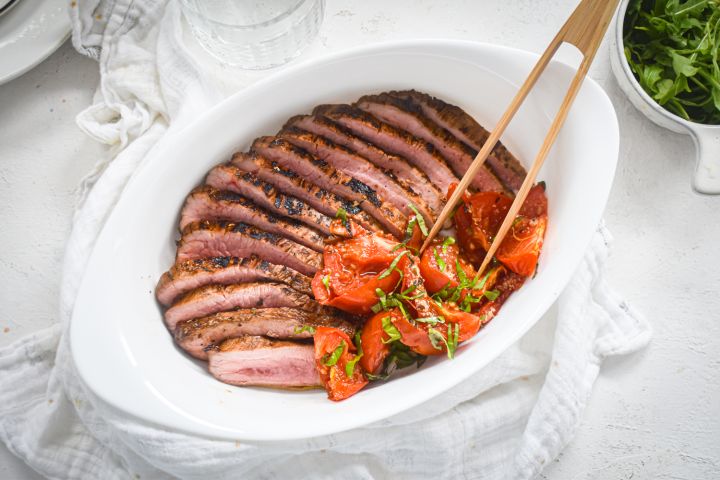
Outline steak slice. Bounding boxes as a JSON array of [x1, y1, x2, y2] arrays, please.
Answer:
[[285, 115, 443, 213], [313, 104, 459, 194], [278, 126, 434, 223], [164, 282, 329, 330], [208, 336, 321, 388], [175, 308, 355, 359], [156, 255, 312, 307], [251, 136, 406, 238], [180, 186, 325, 252], [231, 153, 382, 233], [389, 90, 526, 192], [177, 220, 321, 275], [205, 164, 334, 235], [355, 93, 506, 193]]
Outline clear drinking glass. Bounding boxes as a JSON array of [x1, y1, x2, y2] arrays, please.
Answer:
[[178, 0, 325, 69]]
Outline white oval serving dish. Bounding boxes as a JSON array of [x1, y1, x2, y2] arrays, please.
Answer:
[[70, 39, 619, 441]]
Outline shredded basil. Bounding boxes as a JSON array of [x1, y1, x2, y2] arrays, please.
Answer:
[[322, 275, 331, 295], [408, 204, 428, 236], [378, 250, 408, 280], [427, 327, 446, 351], [442, 236, 455, 253], [381, 315, 402, 344], [322, 341, 345, 367], [434, 247, 446, 272], [345, 332, 363, 377], [414, 315, 446, 326], [293, 325, 316, 335], [446, 323, 459, 359], [484, 289, 500, 301]]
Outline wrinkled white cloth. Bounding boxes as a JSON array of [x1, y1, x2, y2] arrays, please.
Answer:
[[0, 2, 651, 479]]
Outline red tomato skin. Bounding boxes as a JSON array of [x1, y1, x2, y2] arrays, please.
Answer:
[[391, 314, 443, 356], [359, 311, 394, 375], [496, 215, 547, 277], [313, 327, 368, 401], [419, 241, 463, 294]]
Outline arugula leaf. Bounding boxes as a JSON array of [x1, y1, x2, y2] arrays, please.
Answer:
[[624, 0, 720, 124], [322, 341, 345, 367]]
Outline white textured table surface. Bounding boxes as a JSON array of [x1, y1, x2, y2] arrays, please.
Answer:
[[1, 1, 719, 479]]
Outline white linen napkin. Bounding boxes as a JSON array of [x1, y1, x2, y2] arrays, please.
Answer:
[[0, 2, 652, 479]]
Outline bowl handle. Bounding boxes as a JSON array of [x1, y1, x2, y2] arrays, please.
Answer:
[[690, 126, 720, 195]]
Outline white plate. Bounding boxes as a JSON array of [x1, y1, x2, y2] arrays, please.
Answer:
[[70, 40, 618, 441], [0, 0, 71, 85]]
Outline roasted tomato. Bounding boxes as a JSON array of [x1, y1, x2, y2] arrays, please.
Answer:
[[519, 183, 549, 218], [476, 270, 526, 324], [359, 309, 401, 375], [419, 238, 475, 294], [313, 327, 368, 401], [313, 232, 406, 314], [496, 215, 547, 277]]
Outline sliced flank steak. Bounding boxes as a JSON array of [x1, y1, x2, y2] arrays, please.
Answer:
[[175, 307, 356, 360], [355, 93, 506, 193], [278, 126, 434, 223], [251, 136, 406, 237], [156, 255, 312, 307], [205, 164, 334, 235], [164, 282, 329, 331], [176, 220, 321, 276], [208, 336, 321, 388], [388, 90, 526, 192], [179, 186, 325, 252], [313, 104, 459, 195], [231, 153, 382, 233], [284, 114, 443, 213]]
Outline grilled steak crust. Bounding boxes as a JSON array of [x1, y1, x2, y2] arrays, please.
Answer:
[[156, 255, 312, 307], [278, 127, 435, 223], [251, 136, 406, 238], [164, 282, 329, 330], [231, 153, 382, 233], [175, 307, 355, 359], [356, 93, 506, 193], [180, 186, 326, 252], [389, 90, 526, 192], [176, 220, 321, 275], [208, 336, 321, 388], [205, 164, 334, 235], [284, 114, 443, 213], [313, 104, 459, 194]]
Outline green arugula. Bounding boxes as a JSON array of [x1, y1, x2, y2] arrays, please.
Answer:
[[624, 0, 720, 124]]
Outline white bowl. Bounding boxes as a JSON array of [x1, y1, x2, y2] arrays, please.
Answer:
[[610, 0, 720, 195], [70, 40, 619, 441]]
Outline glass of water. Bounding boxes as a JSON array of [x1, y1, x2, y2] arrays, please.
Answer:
[[178, 0, 325, 69]]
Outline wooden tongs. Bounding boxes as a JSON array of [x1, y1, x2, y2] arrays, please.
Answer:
[[421, 0, 621, 277]]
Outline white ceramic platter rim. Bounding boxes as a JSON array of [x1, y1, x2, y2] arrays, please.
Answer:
[[0, 0, 71, 85], [70, 39, 619, 441]]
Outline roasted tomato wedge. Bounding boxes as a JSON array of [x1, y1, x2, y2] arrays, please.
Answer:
[[419, 238, 475, 294], [313, 231, 406, 314], [313, 327, 368, 401], [391, 314, 441, 356], [496, 215, 547, 277], [359, 309, 401, 375], [519, 183, 549, 218]]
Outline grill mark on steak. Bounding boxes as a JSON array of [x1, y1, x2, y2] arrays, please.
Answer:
[[389, 90, 526, 192], [231, 153, 382, 233], [176, 220, 321, 275], [164, 282, 330, 331], [208, 336, 321, 388], [284, 115, 443, 213], [205, 164, 333, 235], [355, 93, 507, 193], [180, 185, 326, 252], [155, 255, 312, 307], [313, 104, 459, 194], [278, 126, 435, 223], [175, 307, 355, 360], [251, 136, 406, 238]]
